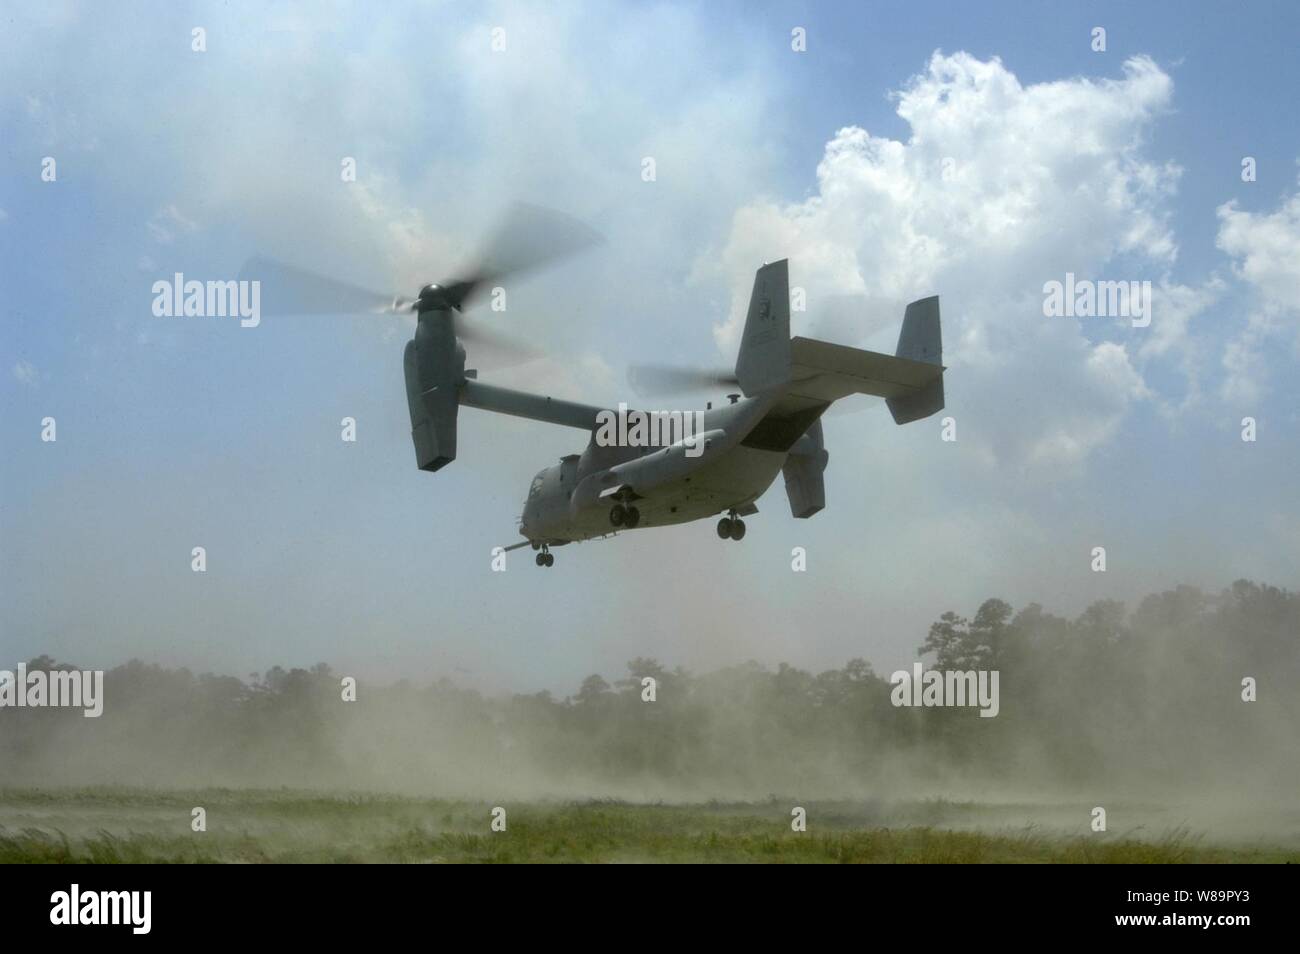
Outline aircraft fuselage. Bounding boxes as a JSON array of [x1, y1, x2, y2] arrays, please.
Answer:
[[519, 393, 792, 545]]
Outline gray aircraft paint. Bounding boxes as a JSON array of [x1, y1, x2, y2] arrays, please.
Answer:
[[410, 259, 947, 554]]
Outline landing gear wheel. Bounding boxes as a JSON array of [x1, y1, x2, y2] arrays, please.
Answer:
[[625, 506, 641, 529], [731, 518, 746, 541], [543, 552, 554, 567], [610, 504, 627, 527], [716, 517, 732, 539], [536, 552, 546, 566]]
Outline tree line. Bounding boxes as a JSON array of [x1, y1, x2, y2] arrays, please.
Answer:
[[2, 580, 1294, 796]]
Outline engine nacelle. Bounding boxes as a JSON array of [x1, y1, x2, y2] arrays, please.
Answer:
[[403, 309, 464, 472]]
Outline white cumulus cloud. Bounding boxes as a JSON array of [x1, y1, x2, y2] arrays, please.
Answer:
[[1215, 174, 1300, 404], [707, 52, 1183, 470]]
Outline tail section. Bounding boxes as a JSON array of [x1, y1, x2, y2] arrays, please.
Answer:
[[895, 295, 942, 364], [735, 260, 791, 396], [885, 296, 944, 424], [770, 294, 943, 424], [782, 419, 828, 518]]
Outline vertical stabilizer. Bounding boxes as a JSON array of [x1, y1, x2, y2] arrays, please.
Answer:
[[735, 260, 791, 396], [886, 296, 944, 424], [782, 419, 828, 518]]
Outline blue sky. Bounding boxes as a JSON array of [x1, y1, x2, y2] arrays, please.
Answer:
[[3, 1, 1299, 691]]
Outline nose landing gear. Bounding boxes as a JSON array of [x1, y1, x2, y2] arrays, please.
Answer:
[[534, 545, 555, 567], [716, 510, 746, 541]]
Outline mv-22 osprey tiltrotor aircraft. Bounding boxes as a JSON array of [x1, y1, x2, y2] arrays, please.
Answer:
[[244, 205, 945, 566]]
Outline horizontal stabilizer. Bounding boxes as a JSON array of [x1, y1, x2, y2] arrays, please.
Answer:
[[787, 337, 943, 403], [783, 296, 944, 425]]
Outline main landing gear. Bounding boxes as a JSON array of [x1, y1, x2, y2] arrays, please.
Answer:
[[534, 544, 554, 567], [716, 510, 746, 541], [609, 503, 641, 529]]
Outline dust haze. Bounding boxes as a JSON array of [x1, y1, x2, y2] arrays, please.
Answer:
[[5, 578, 1296, 842]]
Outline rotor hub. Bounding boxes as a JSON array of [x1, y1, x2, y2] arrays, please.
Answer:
[[417, 283, 449, 311]]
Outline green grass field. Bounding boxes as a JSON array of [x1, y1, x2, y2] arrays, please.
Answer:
[[0, 788, 1294, 863]]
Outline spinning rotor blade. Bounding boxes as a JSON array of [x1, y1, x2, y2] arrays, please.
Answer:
[[440, 202, 605, 311], [240, 203, 601, 318], [239, 204, 600, 372], [456, 323, 543, 368], [238, 256, 411, 317], [627, 363, 739, 397], [239, 253, 539, 364]]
